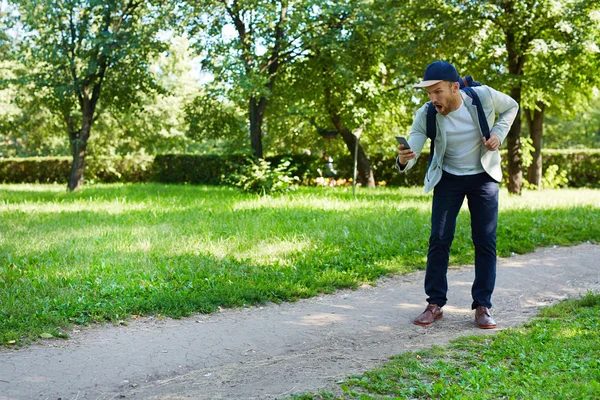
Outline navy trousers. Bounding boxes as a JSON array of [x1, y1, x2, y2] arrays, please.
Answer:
[[425, 171, 499, 310]]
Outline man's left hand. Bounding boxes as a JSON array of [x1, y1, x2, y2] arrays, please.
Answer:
[[482, 134, 500, 151]]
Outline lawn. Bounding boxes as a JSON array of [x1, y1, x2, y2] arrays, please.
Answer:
[[1, 183, 598, 344], [292, 292, 600, 399]]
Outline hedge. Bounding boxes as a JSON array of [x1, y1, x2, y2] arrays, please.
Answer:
[[0, 150, 597, 188], [0, 155, 153, 184], [151, 154, 320, 185], [537, 149, 599, 188], [336, 149, 600, 188]]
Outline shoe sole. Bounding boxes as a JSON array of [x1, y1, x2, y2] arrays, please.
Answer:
[[413, 314, 443, 327], [476, 324, 497, 329]]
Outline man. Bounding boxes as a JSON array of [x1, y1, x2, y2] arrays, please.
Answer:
[[396, 61, 518, 329]]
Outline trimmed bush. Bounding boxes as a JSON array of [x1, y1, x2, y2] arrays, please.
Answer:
[[0, 155, 153, 184], [0, 150, 597, 188], [539, 150, 599, 188], [0, 157, 71, 183], [152, 153, 319, 185], [86, 156, 154, 183], [339, 149, 599, 188], [152, 154, 242, 185]]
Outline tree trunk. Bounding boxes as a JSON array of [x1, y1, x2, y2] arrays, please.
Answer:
[[67, 113, 92, 191], [526, 101, 544, 189], [249, 96, 266, 159], [330, 115, 375, 188], [506, 85, 523, 195], [502, 0, 526, 196], [68, 91, 101, 191]]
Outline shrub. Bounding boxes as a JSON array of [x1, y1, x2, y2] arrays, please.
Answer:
[[0, 150, 597, 188], [151, 153, 318, 185], [86, 155, 154, 183], [363, 149, 599, 188], [0, 157, 71, 183], [151, 154, 244, 185], [0, 155, 154, 184], [228, 157, 300, 195]]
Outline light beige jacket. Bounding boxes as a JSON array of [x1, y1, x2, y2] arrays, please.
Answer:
[[397, 85, 519, 193]]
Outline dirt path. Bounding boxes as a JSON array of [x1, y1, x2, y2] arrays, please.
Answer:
[[1, 244, 599, 400]]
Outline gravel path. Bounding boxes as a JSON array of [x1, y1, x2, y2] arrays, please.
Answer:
[[1, 244, 599, 400]]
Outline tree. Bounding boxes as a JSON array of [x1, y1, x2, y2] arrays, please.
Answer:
[[269, 2, 373, 186], [269, 0, 417, 187], [187, 0, 314, 159], [384, 0, 600, 194], [12, 0, 174, 190], [519, 3, 600, 187], [474, 0, 600, 192], [92, 36, 201, 156]]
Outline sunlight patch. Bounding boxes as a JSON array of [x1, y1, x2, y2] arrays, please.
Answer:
[[236, 238, 311, 264], [288, 312, 345, 327], [1, 200, 151, 214]]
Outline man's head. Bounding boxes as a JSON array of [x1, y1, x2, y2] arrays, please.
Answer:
[[414, 61, 462, 115]]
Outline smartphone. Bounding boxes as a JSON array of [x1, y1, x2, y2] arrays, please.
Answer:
[[395, 136, 411, 149]]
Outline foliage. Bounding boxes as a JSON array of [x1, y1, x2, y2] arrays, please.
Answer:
[[521, 138, 569, 189], [185, 0, 318, 157], [295, 291, 600, 399], [381, 0, 600, 194], [0, 0, 598, 165], [152, 153, 317, 186], [501, 149, 600, 189], [0, 157, 71, 183], [228, 157, 300, 195], [10, 0, 178, 189], [269, 0, 412, 155], [152, 153, 245, 185], [0, 34, 198, 158], [543, 95, 600, 149], [541, 164, 569, 189], [0, 184, 598, 345], [0, 52, 68, 157], [540, 150, 600, 188], [87, 36, 201, 157], [184, 89, 248, 150]]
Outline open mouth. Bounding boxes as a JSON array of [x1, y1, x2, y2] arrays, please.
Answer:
[[434, 104, 443, 112]]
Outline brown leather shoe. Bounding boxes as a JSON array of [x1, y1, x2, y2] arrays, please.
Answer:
[[413, 304, 443, 327], [475, 306, 497, 329]]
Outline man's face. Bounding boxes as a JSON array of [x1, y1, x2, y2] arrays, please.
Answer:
[[425, 81, 460, 115]]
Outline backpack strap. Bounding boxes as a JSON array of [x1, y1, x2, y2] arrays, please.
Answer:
[[459, 75, 482, 89], [462, 86, 490, 140], [424, 84, 490, 166], [426, 102, 437, 166]]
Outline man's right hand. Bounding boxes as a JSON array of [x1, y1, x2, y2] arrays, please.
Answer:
[[397, 144, 416, 167]]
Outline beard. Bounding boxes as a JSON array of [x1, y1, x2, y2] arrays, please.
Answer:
[[435, 94, 461, 116]]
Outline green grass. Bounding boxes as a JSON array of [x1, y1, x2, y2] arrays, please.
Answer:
[[0, 183, 598, 344], [292, 291, 600, 399]]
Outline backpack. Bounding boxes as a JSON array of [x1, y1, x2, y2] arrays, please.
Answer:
[[426, 76, 490, 166]]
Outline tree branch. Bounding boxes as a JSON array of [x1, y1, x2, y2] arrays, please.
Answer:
[[264, 1, 288, 92], [66, 9, 83, 106], [221, 0, 253, 71]]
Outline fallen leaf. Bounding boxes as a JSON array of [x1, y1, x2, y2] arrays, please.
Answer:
[[40, 333, 53, 339]]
